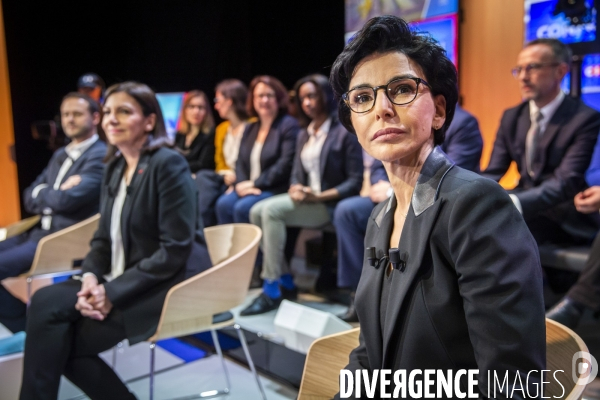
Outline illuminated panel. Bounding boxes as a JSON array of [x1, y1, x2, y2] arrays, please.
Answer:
[[156, 92, 185, 139]]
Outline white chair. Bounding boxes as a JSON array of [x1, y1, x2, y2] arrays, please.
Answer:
[[145, 223, 265, 400], [1, 214, 99, 303], [0, 215, 40, 241]]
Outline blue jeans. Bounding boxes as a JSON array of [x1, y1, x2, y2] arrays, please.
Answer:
[[334, 196, 377, 290], [215, 190, 275, 224]]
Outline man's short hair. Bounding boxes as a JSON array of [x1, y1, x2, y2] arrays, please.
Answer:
[[61, 92, 101, 115], [525, 38, 573, 66]]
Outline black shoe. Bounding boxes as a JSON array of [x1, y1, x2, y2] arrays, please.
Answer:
[[240, 293, 282, 316], [546, 297, 584, 329], [338, 292, 358, 323], [281, 286, 298, 301]]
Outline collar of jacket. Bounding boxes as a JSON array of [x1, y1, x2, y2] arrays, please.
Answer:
[[374, 146, 455, 227]]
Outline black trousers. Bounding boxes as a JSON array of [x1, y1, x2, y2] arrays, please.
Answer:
[[195, 170, 227, 228], [20, 279, 136, 400], [568, 232, 600, 311]]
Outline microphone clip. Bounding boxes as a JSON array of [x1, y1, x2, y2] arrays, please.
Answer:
[[389, 248, 406, 271]]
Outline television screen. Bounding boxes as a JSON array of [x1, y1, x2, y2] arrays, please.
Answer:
[[156, 92, 185, 139], [409, 14, 458, 67], [582, 53, 600, 110], [345, 0, 458, 42], [525, 0, 597, 48]]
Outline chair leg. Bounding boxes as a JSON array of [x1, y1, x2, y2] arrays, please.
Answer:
[[112, 341, 123, 368], [234, 324, 267, 400], [26, 277, 32, 306], [210, 329, 231, 393], [149, 342, 156, 400]]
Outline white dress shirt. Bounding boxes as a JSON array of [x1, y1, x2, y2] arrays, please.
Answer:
[[249, 142, 263, 182], [35, 134, 99, 230], [108, 176, 128, 280], [221, 124, 245, 173], [300, 118, 331, 194]]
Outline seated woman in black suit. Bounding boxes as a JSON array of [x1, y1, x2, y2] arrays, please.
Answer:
[[215, 75, 300, 224], [241, 74, 363, 315], [330, 16, 545, 398], [174, 90, 216, 173], [20, 82, 212, 400]]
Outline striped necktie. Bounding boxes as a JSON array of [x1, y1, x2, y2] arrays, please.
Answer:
[[526, 110, 544, 178]]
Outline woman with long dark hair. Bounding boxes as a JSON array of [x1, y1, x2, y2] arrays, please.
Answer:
[[196, 79, 252, 227], [20, 82, 211, 400]]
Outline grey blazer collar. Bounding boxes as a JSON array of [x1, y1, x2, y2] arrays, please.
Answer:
[[374, 146, 455, 226]]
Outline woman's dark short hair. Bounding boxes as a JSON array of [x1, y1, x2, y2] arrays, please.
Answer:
[[246, 75, 289, 119], [293, 74, 337, 127], [330, 15, 458, 145], [216, 79, 250, 121], [103, 82, 171, 161], [179, 90, 215, 134]]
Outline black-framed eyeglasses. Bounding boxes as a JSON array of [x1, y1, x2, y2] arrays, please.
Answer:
[[511, 62, 560, 78], [342, 77, 430, 113]]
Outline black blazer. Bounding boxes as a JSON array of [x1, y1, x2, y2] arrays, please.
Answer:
[[174, 129, 216, 173], [338, 148, 546, 398], [483, 96, 600, 242], [236, 114, 300, 194], [81, 147, 211, 344], [290, 119, 363, 217], [23, 139, 106, 242]]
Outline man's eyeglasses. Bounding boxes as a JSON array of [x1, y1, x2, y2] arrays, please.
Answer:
[[342, 77, 430, 114], [511, 62, 560, 78]]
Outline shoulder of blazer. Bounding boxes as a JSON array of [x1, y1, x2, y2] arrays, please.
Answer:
[[501, 102, 529, 124], [274, 114, 300, 132], [144, 147, 188, 171]]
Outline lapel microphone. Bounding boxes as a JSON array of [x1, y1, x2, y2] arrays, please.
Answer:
[[366, 247, 407, 271]]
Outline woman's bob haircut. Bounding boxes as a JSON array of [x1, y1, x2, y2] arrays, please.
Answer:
[[329, 15, 458, 146]]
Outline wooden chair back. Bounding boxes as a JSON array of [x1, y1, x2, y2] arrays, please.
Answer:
[[298, 328, 360, 400], [0, 215, 40, 241], [148, 223, 261, 342], [27, 214, 99, 277], [546, 318, 589, 400]]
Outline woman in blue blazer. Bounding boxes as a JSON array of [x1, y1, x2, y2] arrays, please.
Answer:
[[215, 75, 300, 224], [241, 74, 363, 316], [20, 82, 211, 400]]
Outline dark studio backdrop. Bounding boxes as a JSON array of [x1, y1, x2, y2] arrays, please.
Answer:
[[2, 0, 345, 216]]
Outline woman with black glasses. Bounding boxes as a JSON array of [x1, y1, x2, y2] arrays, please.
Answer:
[[329, 16, 545, 398]]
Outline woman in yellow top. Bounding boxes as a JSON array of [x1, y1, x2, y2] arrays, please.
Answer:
[[196, 79, 250, 227]]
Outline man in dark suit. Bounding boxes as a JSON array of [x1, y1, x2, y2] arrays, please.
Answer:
[[482, 38, 600, 246], [336, 105, 483, 322], [0, 93, 106, 332]]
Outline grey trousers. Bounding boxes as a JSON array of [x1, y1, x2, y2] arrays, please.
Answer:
[[250, 193, 330, 281]]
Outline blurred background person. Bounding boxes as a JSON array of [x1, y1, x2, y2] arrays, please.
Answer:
[[0, 93, 105, 333], [215, 75, 299, 224], [196, 79, 251, 227], [174, 90, 216, 174], [20, 82, 211, 400], [77, 73, 105, 103], [243, 74, 363, 315]]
